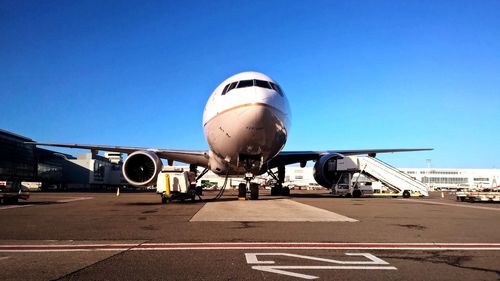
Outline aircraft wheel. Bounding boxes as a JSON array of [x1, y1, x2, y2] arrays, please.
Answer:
[[282, 186, 290, 196], [161, 195, 168, 204], [5, 197, 18, 204], [196, 186, 203, 196], [271, 185, 280, 196], [250, 183, 259, 200], [402, 190, 411, 198], [353, 190, 362, 198], [238, 183, 247, 199]]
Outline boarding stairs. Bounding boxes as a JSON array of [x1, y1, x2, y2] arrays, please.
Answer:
[[354, 156, 429, 196]]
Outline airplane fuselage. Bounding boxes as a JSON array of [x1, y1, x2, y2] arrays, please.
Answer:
[[202, 72, 291, 175]]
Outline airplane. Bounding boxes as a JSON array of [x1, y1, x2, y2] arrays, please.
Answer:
[[29, 71, 431, 200]]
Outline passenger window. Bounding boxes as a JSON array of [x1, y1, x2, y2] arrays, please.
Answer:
[[255, 80, 272, 89], [221, 84, 230, 95], [236, 80, 254, 88]]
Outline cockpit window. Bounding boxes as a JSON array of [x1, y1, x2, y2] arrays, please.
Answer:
[[271, 82, 284, 96], [222, 81, 237, 95], [255, 79, 272, 89], [221, 83, 230, 95], [236, 79, 254, 88], [221, 79, 284, 96]]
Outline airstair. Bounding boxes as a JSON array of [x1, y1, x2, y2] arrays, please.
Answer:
[[334, 156, 429, 197]]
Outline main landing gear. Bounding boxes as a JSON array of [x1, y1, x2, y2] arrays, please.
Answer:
[[238, 173, 260, 200], [268, 166, 290, 196]]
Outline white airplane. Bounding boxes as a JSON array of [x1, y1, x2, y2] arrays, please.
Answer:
[[30, 71, 431, 200]]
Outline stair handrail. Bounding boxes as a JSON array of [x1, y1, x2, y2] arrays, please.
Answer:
[[363, 156, 424, 183], [358, 156, 428, 194]]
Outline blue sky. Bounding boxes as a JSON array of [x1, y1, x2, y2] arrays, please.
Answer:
[[1, 0, 499, 168]]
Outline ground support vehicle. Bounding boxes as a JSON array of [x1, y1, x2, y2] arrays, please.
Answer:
[[456, 188, 500, 202], [156, 167, 199, 203], [0, 181, 29, 204]]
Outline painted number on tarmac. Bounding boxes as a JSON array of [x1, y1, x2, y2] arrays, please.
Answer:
[[245, 252, 397, 279]]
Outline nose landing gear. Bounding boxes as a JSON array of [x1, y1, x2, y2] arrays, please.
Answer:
[[238, 173, 260, 200]]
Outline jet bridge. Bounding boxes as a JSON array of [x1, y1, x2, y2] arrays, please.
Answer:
[[333, 156, 429, 197]]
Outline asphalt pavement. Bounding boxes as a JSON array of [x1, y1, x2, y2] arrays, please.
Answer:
[[0, 190, 498, 280]]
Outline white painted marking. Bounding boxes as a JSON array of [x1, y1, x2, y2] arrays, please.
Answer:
[[246, 253, 396, 279], [253, 266, 397, 280], [401, 199, 500, 211], [190, 199, 357, 222], [0, 197, 92, 211], [246, 252, 390, 265], [55, 197, 93, 203], [0, 256, 9, 261], [0, 205, 34, 210]]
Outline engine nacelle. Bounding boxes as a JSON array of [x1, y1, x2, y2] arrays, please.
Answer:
[[313, 153, 344, 188], [122, 151, 163, 187]]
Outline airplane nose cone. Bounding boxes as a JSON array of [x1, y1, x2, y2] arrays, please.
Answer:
[[241, 104, 274, 126]]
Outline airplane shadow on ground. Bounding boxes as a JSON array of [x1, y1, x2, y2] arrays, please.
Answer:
[[119, 195, 306, 206], [288, 193, 342, 199]]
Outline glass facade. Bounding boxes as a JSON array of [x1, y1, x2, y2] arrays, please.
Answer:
[[0, 130, 36, 181], [35, 149, 69, 183], [421, 177, 468, 184], [420, 170, 460, 175], [473, 177, 489, 182]]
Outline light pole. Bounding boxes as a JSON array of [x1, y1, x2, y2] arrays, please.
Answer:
[[426, 159, 432, 169]]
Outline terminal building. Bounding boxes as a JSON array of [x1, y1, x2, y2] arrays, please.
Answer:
[[399, 168, 500, 190], [0, 129, 126, 190]]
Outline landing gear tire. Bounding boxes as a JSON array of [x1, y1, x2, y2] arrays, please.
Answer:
[[161, 195, 168, 204], [250, 183, 259, 200], [282, 186, 290, 196], [271, 184, 281, 196], [238, 183, 247, 199], [188, 190, 196, 202], [352, 190, 362, 198], [4, 197, 18, 204], [402, 190, 411, 198]]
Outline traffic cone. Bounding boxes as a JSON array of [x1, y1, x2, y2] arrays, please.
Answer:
[[116, 187, 120, 197]]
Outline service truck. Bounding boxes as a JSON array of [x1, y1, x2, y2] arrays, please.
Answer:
[[0, 181, 30, 204]]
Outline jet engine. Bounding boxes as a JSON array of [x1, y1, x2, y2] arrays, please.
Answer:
[[313, 153, 344, 188], [122, 151, 163, 187]]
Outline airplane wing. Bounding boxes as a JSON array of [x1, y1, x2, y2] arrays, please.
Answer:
[[268, 148, 433, 168], [26, 142, 209, 167]]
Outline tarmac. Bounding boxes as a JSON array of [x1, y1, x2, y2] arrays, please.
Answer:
[[0, 190, 499, 280]]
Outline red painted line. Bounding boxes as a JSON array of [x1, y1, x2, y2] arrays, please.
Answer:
[[0, 243, 138, 251], [139, 242, 499, 247], [136, 243, 500, 250]]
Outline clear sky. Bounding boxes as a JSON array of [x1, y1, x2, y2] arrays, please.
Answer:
[[1, 0, 499, 168]]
